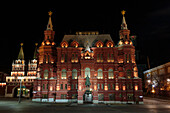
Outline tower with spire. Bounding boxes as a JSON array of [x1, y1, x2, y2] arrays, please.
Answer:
[[32, 11, 57, 101], [11, 43, 25, 76], [27, 43, 38, 76]]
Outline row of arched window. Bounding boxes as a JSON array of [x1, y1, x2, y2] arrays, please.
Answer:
[[61, 40, 114, 48], [43, 68, 132, 79]]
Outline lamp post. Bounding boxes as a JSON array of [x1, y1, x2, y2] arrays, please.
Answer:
[[18, 77, 23, 103]]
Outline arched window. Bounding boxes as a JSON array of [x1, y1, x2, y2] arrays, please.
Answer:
[[108, 69, 114, 79], [85, 68, 90, 78], [61, 69, 67, 79], [97, 69, 103, 79], [44, 69, 48, 79], [72, 69, 77, 79], [127, 69, 131, 79]]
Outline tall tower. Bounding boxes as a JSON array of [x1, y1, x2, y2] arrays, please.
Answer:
[[119, 10, 131, 43], [11, 43, 25, 76], [27, 43, 38, 76], [33, 11, 57, 102]]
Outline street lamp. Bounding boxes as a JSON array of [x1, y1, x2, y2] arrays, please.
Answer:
[[18, 77, 24, 103]]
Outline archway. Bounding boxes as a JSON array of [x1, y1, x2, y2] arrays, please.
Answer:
[[83, 90, 93, 103]]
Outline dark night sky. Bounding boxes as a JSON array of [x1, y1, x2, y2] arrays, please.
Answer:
[[0, 0, 170, 73]]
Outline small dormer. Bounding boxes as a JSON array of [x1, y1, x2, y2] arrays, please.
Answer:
[[95, 40, 104, 47], [70, 40, 79, 48], [60, 41, 69, 48]]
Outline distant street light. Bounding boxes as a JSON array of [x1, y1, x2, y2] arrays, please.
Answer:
[[18, 77, 24, 103]]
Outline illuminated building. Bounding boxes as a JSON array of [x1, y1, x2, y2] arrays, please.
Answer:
[[32, 10, 143, 104], [143, 62, 170, 97], [0, 72, 8, 96], [5, 44, 37, 98]]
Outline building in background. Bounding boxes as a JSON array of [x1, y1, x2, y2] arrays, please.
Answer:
[[32, 11, 143, 104], [5, 44, 38, 98], [143, 62, 170, 97], [0, 72, 8, 96]]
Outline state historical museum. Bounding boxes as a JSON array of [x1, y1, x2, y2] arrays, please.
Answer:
[[32, 11, 143, 104]]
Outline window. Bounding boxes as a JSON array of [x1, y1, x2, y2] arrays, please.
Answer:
[[44, 69, 48, 79], [97, 69, 103, 79], [108, 84, 111, 90], [107, 53, 110, 62], [61, 54, 64, 63], [101, 84, 104, 89], [61, 69, 67, 79], [112, 84, 115, 90], [97, 54, 100, 62], [44, 55, 46, 63], [127, 69, 131, 78], [98, 84, 100, 89], [98, 94, 104, 101], [125, 54, 127, 63], [72, 69, 77, 79], [42, 94, 48, 99], [65, 54, 67, 62], [108, 69, 114, 79], [127, 94, 133, 100], [61, 94, 67, 99], [85, 68, 90, 78], [43, 84, 45, 90], [48, 55, 50, 63], [65, 84, 67, 90], [100, 54, 103, 62], [109, 94, 115, 100], [46, 84, 48, 90], [75, 84, 78, 89], [71, 84, 74, 89], [60, 84, 63, 89]]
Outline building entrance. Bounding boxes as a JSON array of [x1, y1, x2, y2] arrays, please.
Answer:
[[84, 90, 93, 103]]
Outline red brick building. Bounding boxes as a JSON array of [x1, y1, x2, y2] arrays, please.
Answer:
[[32, 11, 143, 104]]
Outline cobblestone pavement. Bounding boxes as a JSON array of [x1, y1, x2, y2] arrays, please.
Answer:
[[0, 98, 169, 113]]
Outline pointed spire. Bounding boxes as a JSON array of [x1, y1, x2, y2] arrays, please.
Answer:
[[33, 43, 38, 59], [18, 43, 24, 60], [121, 10, 128, 30], [85, 41, 91, 52], [46, 11, 53, 30]]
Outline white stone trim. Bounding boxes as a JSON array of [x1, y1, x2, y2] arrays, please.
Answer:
[[42, 99, 48, 102], [32, 98, 41, 102], [48, 98, 54, 102], [139, 102, 144, 104], [93, 100, 98, 104], [55, 99, 68, 103], [78, 100, 83, 104]]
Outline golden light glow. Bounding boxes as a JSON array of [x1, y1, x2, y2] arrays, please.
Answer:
[[38, 86, 41, 91], [151, 89, 155, 93], [50, 86, 53, 91], [116, 85, 119, 90], [135, 85, 138, 91], [56, 86, 60, 91], [123, 86, 126, 90], [104, 86, 108, 90], [48, 11, 53, 16], [125, 41, 128, 44], [46, 41, 50, 45], [94, 85, 97, 90], [79, 86, 82, 90], [52, 42, 55, 45], [0, 83, 6, 86], [119, 41, 123, 45], [42, 42, 45, 46], [121, 10, 126, 16]]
